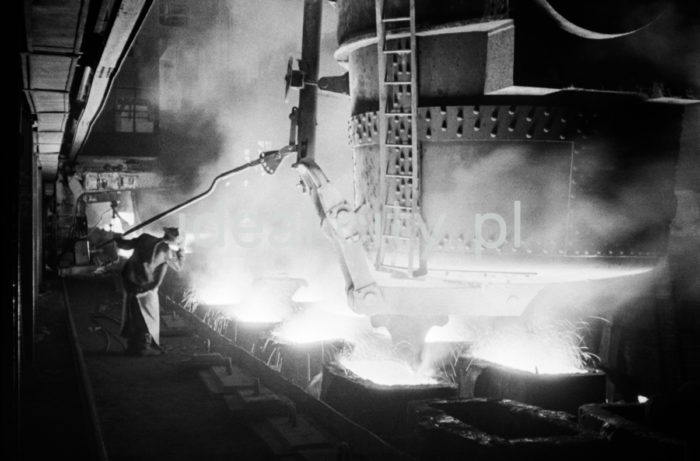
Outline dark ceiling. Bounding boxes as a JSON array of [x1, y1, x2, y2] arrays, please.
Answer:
[[20, 0, 153, 178]]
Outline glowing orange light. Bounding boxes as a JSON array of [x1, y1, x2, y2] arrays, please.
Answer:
[[195, 286, 241, 307], [469, 325, 588, 374], [223, 304, 283, 323], [339, 358, 438, 386], [272, 307, 366, 344]]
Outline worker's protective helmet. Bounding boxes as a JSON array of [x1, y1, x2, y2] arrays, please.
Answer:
[[162, 227, 181, 244]]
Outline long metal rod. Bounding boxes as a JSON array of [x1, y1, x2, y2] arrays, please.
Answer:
[[96, 156, 269, 248], [126, 160, 260, 235]]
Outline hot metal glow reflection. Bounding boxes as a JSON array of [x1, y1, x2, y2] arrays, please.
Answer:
[[272, 307, 366, 344], [223, 304, 283, 323], [189, 277, 305, 324], [195, 286, 241, 307], [100, 211, 135, 234], [469, 325, 588, 375], [376, 262, 655, 286], [339, 358, 438, 386]]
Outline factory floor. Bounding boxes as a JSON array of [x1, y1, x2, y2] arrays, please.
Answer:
[[33, 277, 272, 461], [20, 279, 92, 460]]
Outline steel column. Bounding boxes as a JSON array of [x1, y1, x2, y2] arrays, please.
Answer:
[[296, 0, 323, 162]]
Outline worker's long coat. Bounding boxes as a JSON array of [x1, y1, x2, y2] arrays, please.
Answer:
[[117, 234, 182, 345]]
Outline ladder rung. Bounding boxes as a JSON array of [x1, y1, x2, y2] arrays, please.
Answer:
[[382, 17, 411, 23], [383, 49, 411, 54], [376, 0, 419, 276]]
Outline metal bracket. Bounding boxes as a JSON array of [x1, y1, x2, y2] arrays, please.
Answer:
[[285, 57, 349, 97], [317, 73, 349, 95], [294, 160, 388, 316]]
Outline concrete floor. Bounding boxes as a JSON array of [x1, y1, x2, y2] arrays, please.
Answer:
[[35, 277, 273, 461], [20, 280, 92, 460]]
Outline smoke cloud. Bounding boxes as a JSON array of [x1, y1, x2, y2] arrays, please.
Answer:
[[133, 0, 355, 307]]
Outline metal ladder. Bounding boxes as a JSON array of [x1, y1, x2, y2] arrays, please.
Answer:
[[374, 0, 422, 276]]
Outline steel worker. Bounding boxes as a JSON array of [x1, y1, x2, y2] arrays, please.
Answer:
[[115, 227, 184, 356]]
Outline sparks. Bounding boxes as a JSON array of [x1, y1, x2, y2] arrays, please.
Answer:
[[469, 323, 590, 375], [339, 358, 438, 386]]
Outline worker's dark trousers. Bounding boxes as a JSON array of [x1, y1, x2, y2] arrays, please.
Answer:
[[121, 293, 152, 353]]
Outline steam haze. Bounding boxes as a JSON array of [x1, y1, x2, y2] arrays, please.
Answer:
[[138, 0, 354, 306]]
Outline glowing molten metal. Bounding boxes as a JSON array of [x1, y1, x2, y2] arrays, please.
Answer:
[[469, 325, 589, 375], [339, 358, 438, 386]]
